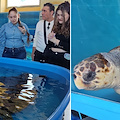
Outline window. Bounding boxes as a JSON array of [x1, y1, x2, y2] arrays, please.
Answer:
[[7, 0, 40, 7]]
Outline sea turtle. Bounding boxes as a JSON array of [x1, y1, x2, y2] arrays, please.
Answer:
[[0, 73, 37, 120], [73, 46, 120, 94]]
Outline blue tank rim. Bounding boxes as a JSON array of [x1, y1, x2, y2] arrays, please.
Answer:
[[0, 57, 70, 120], [0, 57, 70, 80]]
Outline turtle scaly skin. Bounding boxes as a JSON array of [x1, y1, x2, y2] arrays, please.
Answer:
[[0, 73, 37, 119], [73, 46, 120, 94]]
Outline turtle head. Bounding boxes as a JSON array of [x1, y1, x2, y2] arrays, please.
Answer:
[[73, 53, 115, 90]]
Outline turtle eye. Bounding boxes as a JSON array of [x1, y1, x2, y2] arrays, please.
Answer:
[[73, 74, 77, 79]]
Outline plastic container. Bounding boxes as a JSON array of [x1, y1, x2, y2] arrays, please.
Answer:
[[0, 57, 70, 120]]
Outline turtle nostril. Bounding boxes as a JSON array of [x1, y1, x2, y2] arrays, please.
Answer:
[[83, 71, 96, 82], [73, 74, 77, 79]]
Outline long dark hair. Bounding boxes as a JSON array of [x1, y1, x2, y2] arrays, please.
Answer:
[[52, 1, 70, 38], [8, 7, 18, 15], [8, 7, 30, 44]]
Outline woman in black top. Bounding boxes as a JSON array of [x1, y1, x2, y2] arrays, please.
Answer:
[[45, 1, 70, 69]]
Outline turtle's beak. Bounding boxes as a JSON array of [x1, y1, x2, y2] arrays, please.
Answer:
[[73, 73, 86, 89]]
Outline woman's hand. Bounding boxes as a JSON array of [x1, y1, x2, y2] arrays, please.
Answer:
[[48, 32, 60, 45], [48, 31, 55, 39], [18, 26, 26, 35]]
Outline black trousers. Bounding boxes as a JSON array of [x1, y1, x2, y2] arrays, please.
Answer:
[[34, 50, 46, 63], [45, 49, 70, 69]]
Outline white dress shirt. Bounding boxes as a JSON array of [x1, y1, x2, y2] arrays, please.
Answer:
[[33, 20, 54, 53]]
